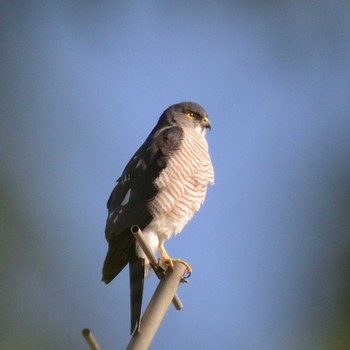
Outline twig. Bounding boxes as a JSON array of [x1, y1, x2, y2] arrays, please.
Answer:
[[131, 225, 183, 310], [82, 227, 188, 350], [82, 328, 101, 350], [126, 261, 187, 350]]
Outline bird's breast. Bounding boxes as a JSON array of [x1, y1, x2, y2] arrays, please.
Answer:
[[147, 127, 214, 242]]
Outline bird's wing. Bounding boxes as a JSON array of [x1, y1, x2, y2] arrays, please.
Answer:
[[102, 125, 184, 334]]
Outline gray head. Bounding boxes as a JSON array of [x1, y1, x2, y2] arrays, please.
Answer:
[[158, 101, 211, 134]]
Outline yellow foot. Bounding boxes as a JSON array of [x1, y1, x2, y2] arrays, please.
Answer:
[[158, 245, 192, 276], [173, 258, 192, 275]]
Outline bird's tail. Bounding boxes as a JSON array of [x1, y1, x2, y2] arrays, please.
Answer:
[[102, 240, 132, 284], [129, 251, 145, 335]]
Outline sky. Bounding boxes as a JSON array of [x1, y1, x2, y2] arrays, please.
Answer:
[[1, 1, 350, 349]]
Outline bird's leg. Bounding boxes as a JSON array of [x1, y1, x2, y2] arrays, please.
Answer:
[[158, 244, 173, 268], [158, 245, 192, 276]]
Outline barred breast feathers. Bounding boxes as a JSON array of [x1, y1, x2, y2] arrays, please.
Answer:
[[148, 127, 214, 239]]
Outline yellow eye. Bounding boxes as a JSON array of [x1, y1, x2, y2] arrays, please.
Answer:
[[186, 111, 195, 118]]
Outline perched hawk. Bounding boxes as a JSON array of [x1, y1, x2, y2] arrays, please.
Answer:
[[102, 101, 214, 334]]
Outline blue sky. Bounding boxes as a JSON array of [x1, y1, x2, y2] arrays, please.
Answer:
[[1, 1, 350, 349]]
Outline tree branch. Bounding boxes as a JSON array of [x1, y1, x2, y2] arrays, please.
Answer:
[[82, 226, 189, 350], [126, 260, 187, 350], [82, 328, 101, 350], [131, 225, 184, 310]]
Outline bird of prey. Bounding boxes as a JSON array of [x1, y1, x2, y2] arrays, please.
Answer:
[[102, 101, 214, 334]]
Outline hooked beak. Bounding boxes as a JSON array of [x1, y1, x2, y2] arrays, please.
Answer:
[[202, 116, 211, 130]]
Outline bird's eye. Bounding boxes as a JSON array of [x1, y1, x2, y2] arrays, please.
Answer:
[[186, 111, 195, 118]]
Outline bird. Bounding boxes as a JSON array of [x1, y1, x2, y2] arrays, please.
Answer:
[[102, 101, 214, 334]]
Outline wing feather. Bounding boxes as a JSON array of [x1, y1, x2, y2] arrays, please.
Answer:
[[102, 124, 184, 334]]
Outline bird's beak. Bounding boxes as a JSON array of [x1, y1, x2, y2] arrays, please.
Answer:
[[202, 116, 211, 130]]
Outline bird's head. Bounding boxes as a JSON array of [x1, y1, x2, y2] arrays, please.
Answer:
[[161, 102, 211, 135]]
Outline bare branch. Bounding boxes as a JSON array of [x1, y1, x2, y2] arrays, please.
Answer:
[[126, 261, 187, 350], [82, 226, 188, 350], [131, 225, 183, 310], [82, 328, 101, 350]]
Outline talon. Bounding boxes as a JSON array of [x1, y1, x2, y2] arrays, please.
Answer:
[[158, 245, 173, 268], [165, 257, 174, 269], [158, 245, 192, 277], [175, 258, 192, 276], [158, 244, 170, 265]]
